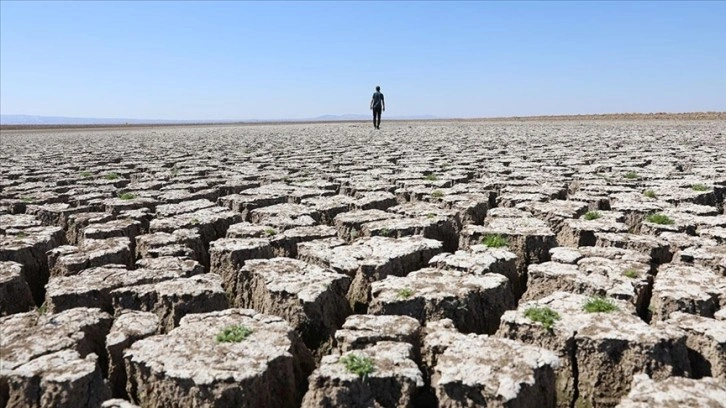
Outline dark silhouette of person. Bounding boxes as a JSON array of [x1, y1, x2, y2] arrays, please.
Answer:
[[370, 86, 385, 129]]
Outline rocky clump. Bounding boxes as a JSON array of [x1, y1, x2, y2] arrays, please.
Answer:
[[124, 309, 314, 408], [299, 236, 443, 313], [615, 374, 726, 407], [0, 261, 34, 315], [497, 291, 691, 407], [235, 257, 352, 354], [369, 267, 514, 334], [301, 342, 424, 408]]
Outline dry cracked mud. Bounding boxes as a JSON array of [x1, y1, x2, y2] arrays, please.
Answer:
[[1, 119, 725, 407]]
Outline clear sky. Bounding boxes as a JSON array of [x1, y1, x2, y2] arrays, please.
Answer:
[[1, 1, 724, 120]]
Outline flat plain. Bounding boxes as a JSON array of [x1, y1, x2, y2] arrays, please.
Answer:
[[1, 118, 726, 408]]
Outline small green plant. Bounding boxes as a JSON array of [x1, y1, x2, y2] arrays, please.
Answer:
[[455, 299, 469, 312], [425, 213, 436, 219], [104, 172, 120, 180], [378, 228, 392, 237], [118, 192, 136, 200], [340, 353, 375, 379], [524, 306, 560, 331], [16, 232, 28, 239], [646, 213, 674, 225], [350, 230, 359, 240], [190, 218, 200, 225], [397, 288, 414, 299], [20, 196, 34, 203], [80, 171, 93, 178], [583, 296, 619, 313], [623, 171, 639, 179], [643, 189, 657, 199], [215, 325, 253, 343], [431, 190, 444, 198], [623, 269, 638, 279], [170, 167, 179, 178], [264, 228, 277, 237], [691, 184, 709, 192], [423, 174, 438, 181], [583, 211, 602, 221], [482, 234, 508, 248], [37, 302, 47, 315]]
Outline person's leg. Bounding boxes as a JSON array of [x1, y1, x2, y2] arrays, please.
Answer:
[[372, 109, 377, 128], [374, 107, 381, 129], [376, 109, 381, 128]]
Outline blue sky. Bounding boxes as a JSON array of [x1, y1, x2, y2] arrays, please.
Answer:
[[1, 1, 724, 120]]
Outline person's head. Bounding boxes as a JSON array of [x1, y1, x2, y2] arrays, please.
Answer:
[[376, 86, 381, 92]]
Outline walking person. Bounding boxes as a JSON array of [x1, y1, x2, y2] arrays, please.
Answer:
[[370, 86, 385, 129]]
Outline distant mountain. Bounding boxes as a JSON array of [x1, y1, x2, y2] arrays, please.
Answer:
[[0, 114, 198, 125], [0, 113, 439, 125]]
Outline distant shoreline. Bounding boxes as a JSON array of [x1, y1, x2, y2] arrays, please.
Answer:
[[1, 112, 723, 131]]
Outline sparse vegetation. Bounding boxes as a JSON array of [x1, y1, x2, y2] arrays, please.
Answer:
[[646, 213, 674, 225], [340, 353, 375, 379], [37, 302, 47, 315], [80, 171, 93, 178], [118, 192, 136, 200], [215, 325, 253, 343], [190, 218, 200, 225], [104, 172, 120, 180], [378, 228, 392, 237], [623, 171, 639, 179], [431, 190, 444, 198], [423, 174, 438, 181], [397, 288, 414, 299], [20, 196, 34, 203], [524, 306, 560, 331], [455, 299, 469, 312], [264, 228, 277, 237], [643, 189, 657, 199], [16, 232, 27, 239], [583, 296, 619, 313], [426, 213, 436, 219], [481, 234, 508, 248], [584, 211, 602, 221], [623, 269, 639, 279], [170, 167, 179, 178], [691, 184, 709, 192]]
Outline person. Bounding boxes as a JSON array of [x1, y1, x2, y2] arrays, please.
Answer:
[[370, 86, 385, 129]]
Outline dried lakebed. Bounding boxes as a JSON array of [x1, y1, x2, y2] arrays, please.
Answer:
[[1, 120, 725, 408]]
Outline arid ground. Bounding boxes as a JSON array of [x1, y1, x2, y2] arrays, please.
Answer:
[[1, 118, 725, 407]]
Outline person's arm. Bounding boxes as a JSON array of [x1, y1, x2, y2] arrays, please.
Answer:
[[370, 95, 374, 110], [382, 94, 385, 111]]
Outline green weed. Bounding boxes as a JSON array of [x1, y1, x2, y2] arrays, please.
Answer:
[[481, 234, 508, 248], [584, 211, 602, 221], [397, 288, 414, 299], [524, 306, 560, 331], [216, 325, 253, 343], [646, 213, 674, 225], [583, 296, 619, 313], [340, 354, 375, 379], [691, 184, 709, 192]]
